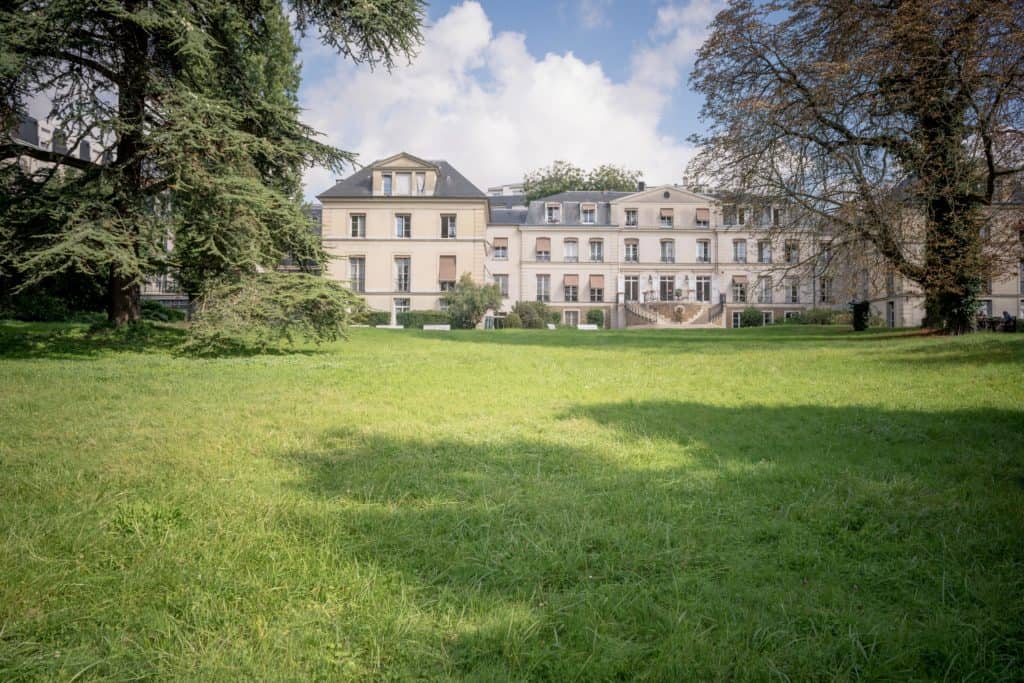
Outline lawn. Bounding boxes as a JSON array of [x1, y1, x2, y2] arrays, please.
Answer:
[[1, 321, 1022, 680]]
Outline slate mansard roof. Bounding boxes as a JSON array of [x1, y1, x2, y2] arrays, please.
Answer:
[[524, 190, 632, 226], [488, 194, 528, 225], [317, 159, 486, 200]]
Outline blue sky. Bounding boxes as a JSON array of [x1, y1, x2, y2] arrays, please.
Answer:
[[296, 0, 722, 199]]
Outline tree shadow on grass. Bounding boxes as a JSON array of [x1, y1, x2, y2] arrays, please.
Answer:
[[0, 321, 324, 360], [272, 402, 1024, 679]]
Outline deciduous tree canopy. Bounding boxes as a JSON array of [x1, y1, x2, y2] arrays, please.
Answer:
[[689, 0, 1024, 333], [523, 161, 642, 202]]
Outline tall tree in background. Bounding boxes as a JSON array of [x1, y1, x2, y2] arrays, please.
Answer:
[[690, 0, 1023, 333], [0, 0, 425, 324], [523, 161, 642, 201]]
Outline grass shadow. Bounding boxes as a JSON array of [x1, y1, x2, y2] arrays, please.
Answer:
[[272, 401, 1024, 679], [0, 320, 326, 360]]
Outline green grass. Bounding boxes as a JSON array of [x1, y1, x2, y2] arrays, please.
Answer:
[[1, 321, 1022, 680]]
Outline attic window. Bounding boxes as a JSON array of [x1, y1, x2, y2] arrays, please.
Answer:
[[581, 203, 596, 224], [663, 191, 671, 199]]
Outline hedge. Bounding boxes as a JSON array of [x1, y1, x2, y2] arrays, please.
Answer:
[[396, 310, 452, 328]]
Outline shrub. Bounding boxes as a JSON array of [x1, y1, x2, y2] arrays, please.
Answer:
[[512, 300, 557, 329], [0, 292, 70, 321], [141, 300, 186, 322], [503, 312, 523, 328], [586, 309, 604, 327], [396, 310, 451, 328], [803, 308, 836, 325], [186, 272, 367, 352], [356, 310, 392, 326], [441, 273, 502, 329], [850, 300, 871, 331], [783, 313, 805, 324], [739, 307, 763, 327]]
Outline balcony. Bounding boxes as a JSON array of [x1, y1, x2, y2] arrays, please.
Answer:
[[661, 257, 675, 264]]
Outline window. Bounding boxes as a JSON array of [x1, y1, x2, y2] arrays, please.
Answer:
[[981, 278, 992, 295], [787, 278, 800, 303], [784, 241, 799, 264], [979, 299, 993, 317], [441, 215, 457, 239], [819, 277, 833, 304], [581, 204, 596, 224], [733, 280, 747, 303], [886, 271, 896, 296], [382, 174, 393, 196], [395, 172, 411, 195], [439, 255, 456, 292], [696, 276, 711, 302], [535, 237, 551, 262], [536, 274, 551, 302], [589, 239, 604, 262], [395, 214, 411, 238], [394, 298, 410, 314], [738, 208, 746, 226], [785, 311, 800, 321], [758, 240, 772, 264], [349, 257, 365, 292], [564, 310, 579, 326], [394, 257, 410, 292], [493, 237, 508, 260], [660, 208, 673, 228], [697, 240, 710, 263], [624, 275, 639, 302], [733, 240, 747, 263], [762, 311, 774, 325], [732, 311, 742, 328], [696, 208, 710, 228], [757, 276, 773, 304], [624, 240, 639, 262], [415, 172, 426, 195], [660, 276, 675, 301], [493, 274, 509, 298], [564, 279, 578, 301], [350, 214, 366, 238], [564, 239, 578, 263], [772, 207, 783, 226], [625, 209, 638, 227], [1020, 261, 1024, 294], [660, 240, 675, 263], [590, 286, 604, 302], [546, 204, 561, 224]]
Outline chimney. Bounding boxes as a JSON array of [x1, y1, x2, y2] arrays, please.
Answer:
[[637, 181, 646, 192]]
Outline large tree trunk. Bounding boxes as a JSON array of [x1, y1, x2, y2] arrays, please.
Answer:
[[107, 270, 141, 324]]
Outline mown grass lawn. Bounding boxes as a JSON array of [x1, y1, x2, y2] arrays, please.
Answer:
[[0, 321, 1022, 680]]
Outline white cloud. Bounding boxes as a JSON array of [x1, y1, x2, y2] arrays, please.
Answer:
[[578, 0, 612, 29], [300, 1, 721, 199]]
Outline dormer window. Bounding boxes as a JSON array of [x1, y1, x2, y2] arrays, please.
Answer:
[[382, 174, 393, 196], [581, 203, 596, 224], [738, 208, 746, 225], [415, 172, 426, 195], [395, 172, 411, 195], [625, 209, 638, 227], [660, 208, 673, 228], [546, 204, 561, 224]]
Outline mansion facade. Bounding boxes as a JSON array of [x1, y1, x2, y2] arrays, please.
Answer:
[[318, 153, 1024, 328]]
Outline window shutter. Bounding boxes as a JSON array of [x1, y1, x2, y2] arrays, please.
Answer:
[[439, 255, 456, 281], [589, 275, 605, 289], [492, 237, 508, 248], [695, 208, 710, 222], [535, 237, 551, 251], [564, 274, 579, 286]]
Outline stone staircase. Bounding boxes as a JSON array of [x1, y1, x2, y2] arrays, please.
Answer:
[[624, 302, 720, 328]]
